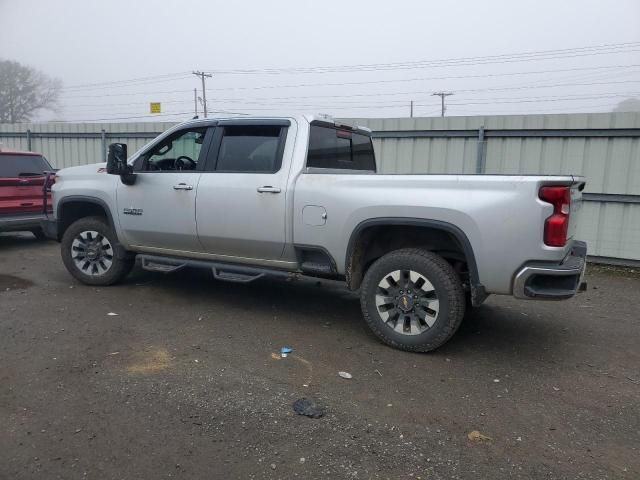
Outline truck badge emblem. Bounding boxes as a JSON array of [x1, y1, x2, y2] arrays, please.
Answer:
[[123, 208, 143, 216]]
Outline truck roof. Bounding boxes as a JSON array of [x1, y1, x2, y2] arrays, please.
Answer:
[[170, 114, 371, 133], [0, 146, 42, 156], [126, 114, 372, 161]]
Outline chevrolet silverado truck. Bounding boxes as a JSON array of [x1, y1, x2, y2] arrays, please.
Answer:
[[42, 115, 587, 352]]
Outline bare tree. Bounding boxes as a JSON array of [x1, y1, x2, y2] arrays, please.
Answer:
[[0, 60, 62, 123], [613, 97, 640, 113]]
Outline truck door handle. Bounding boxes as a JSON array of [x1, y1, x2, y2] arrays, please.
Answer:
[[173, 183, 193, 191], [257, 186, 281, 194]]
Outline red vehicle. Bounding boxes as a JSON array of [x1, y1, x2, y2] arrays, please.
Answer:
[[0, 146, 54, 238]]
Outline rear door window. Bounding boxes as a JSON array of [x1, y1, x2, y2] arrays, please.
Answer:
[[0, 154, 51, 177], [307, 124, 375, 171], [214, 125, 286, 173]]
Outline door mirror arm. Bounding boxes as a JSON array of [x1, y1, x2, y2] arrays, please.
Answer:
[[120, 166, 136, 185]]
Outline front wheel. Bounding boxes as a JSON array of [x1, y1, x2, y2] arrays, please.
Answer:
[[360, 248, 465, 352], [61, 216, 134, 286]]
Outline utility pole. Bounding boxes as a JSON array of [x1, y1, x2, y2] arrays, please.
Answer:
[[410, 100, 414, 118], [193, 88, 198, 118], [192, 71, 212, 117], [432, 92, 454, 117]]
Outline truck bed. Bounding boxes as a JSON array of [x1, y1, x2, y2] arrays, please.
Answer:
[[293, 173, 584, 295]]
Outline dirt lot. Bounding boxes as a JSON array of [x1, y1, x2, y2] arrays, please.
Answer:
[[1, 233, 639, 479]]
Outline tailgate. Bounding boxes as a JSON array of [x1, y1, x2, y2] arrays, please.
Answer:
[[0, 176, 48, 215], [567, 178, 585, 241]]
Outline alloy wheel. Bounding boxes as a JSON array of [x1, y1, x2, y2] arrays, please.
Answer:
[[375, 269, 440, 335], [71, 230, 114, 276]]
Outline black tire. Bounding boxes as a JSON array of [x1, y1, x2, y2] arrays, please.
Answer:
[[61, 216, 134, 286], [360, 248, 465, 352], [31, 228, 47, 240]]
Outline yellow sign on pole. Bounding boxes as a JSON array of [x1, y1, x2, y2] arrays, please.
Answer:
[[150, 102, 161, 114]]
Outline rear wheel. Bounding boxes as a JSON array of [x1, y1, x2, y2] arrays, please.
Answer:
[[360, 248, 465, 352], [61, 216, 133, 285]]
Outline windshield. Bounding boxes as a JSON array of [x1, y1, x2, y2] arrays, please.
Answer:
[[0, 154, 52, 177]]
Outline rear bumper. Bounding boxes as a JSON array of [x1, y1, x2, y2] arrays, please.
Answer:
[[513, 241, 587, 300], [0, 213, 47, 232]]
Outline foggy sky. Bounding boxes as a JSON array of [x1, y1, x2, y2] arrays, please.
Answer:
[[1, 0, 639, 122]]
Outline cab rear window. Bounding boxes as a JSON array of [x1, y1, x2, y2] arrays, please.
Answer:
[[307, 124, 376, 171], [0, 154, 51, 177]]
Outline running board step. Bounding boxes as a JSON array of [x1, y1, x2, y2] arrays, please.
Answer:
[[140, 257, 186, 273], [137, 254, 291, 283], [213, 267, 264, 283]]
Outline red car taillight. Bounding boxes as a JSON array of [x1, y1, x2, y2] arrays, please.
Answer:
[[539, 186, 571, 247]]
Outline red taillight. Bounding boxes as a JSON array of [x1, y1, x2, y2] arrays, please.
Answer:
[[539, 186, 571, 247]]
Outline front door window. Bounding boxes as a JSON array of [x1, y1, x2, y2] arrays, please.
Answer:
[[136, 128, 207, 172]]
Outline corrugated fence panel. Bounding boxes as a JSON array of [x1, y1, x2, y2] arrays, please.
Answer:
[[350, 113, 640, 196], [0, 122, 173, 168], [576, 202, 640, 259], [360, 116, 482, 174], [1, 113, 639, 263]]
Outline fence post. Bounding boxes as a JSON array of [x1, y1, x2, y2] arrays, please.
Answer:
[[476, 126, 486, 174], [101, 129, 107, 162], [27, 129, 32, 152]]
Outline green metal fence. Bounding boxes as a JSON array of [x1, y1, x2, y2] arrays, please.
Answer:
[[1, 112, 639, 264]]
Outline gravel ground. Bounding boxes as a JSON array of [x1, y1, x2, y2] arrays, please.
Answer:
[[1, 233, 639, 479]]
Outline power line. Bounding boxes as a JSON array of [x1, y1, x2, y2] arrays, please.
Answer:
[[422, 92, 640, 107], [249, 91, 637, 108], [207, 64, 640, 93], [245, 91, 639, 108], [458, 78, 640, 94], [60, 88, 636, 108], [199, 79, 640, 103], [204, 42, 640, 75], [56, 57, 640, 95], [58, 64, 640, 100], [457, 101, 624, 116], [57, 76, 640, 107], [59, 90, 640, 117], [58, 85, 638, 121], [61, 72, 191, 91], [210, 42, 640, 74], [194, 94, 639, 111], [59, 108, 251, 123], [58, 94, 629, 121], [58, 111, 194, 122], [62, 88, 191, 99]]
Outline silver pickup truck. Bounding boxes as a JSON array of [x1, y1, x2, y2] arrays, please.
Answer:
[[43, 114, 587, 352]]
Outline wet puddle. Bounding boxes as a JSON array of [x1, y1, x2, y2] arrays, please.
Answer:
[[0, 274, 34, 291]]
